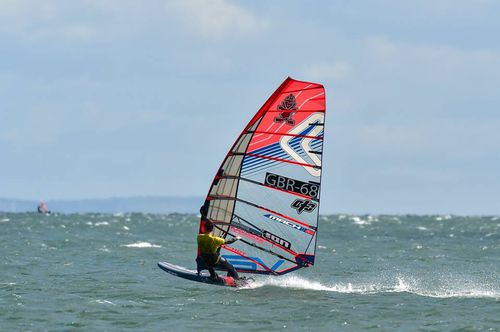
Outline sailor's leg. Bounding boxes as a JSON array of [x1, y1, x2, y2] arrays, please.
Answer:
[[207, 267, 218, 280], [195, 256, 204, 275], [217, 257, 239, 279]]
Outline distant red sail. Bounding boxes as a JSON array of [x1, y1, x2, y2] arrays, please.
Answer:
[[38, 201, 49, 213]]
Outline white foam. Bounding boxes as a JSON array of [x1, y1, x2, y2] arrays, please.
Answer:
[[243, 275, 375, 293], [95, 299, 116, 305], [389, 276, 500, 299], [95, 222, 109, 226], [242, 275, 500, 299], [121, 242, 161, 248], [435, 215, 452, 221], [351, 216, 370, 225], [418, 289, 499, 298], [0, 218, 10, 222], [41, 243, 57, 250], [99, 246, 110, 252], [394, 277, 409, 292]]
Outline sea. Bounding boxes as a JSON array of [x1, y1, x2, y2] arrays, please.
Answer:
[[1, 213, 499, 331]]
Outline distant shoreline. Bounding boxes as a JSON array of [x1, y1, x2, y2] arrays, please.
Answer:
[[1, 197, 497, 216], [0, 196, 202, 214]]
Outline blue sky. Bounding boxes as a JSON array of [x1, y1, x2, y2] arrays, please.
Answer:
[[1, 0, 499, 214]]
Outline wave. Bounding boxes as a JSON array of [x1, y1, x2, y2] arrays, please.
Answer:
[[95, 299, 116, 305], [0, 282, 17, 289], [244, 275, 373, 293], [390, 276, 500, 299], [243, 275, 500, 299], [121, 242, 162, 248]]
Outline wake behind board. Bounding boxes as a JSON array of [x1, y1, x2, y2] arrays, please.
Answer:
[[157, 262, 249, 288]]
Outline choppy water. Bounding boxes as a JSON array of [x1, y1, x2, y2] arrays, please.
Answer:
[[1, 213, 499, 331]]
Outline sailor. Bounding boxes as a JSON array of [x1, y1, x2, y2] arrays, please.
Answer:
[[196, 219, 241, 281], [37, 201, 50, 214]]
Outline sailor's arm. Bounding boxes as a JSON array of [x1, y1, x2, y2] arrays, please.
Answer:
[[224, 236, 241, 245]]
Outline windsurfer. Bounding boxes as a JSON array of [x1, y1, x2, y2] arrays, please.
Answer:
[[196, 220, 241, 281], [37, 201, 50, 214]]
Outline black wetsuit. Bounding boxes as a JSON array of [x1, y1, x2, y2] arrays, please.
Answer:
[[196, 248, 239, 280]]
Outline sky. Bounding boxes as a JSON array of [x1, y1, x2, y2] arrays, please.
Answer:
[[1, 0, 499, 215]]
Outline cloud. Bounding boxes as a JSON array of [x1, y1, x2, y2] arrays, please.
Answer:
[[298, 38, 499, 122], [0, 0, 266, 43], [317, 37, 500, 168], [364, 37, 500, 80], [0, 0, 55, 34], [0, 1, 164, 42], [0, 0, 55, 19], [0, 0, 100, 42], [348, 120, 500, 158], [164, 0, 267, 41], [302, 62, 352, 81], [415, 0, 496, 17]]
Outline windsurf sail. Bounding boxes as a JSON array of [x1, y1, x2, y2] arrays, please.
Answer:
[[37, 201, 49, 214], [199, 77, 326, 275]]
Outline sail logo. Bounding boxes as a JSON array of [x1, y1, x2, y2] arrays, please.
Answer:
[[263, 230, 291, 249], [264, 214, 315, 235], [274, 94, 298, 126], [291, 199, 317, 214], [280, 113, 324, 177], [222, 254, 284, 272], [264, 172, 320, 199]]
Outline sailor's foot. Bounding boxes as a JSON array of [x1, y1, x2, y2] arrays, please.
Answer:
[[227, 273, 241, 280], [240, 276, 255, 282]]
